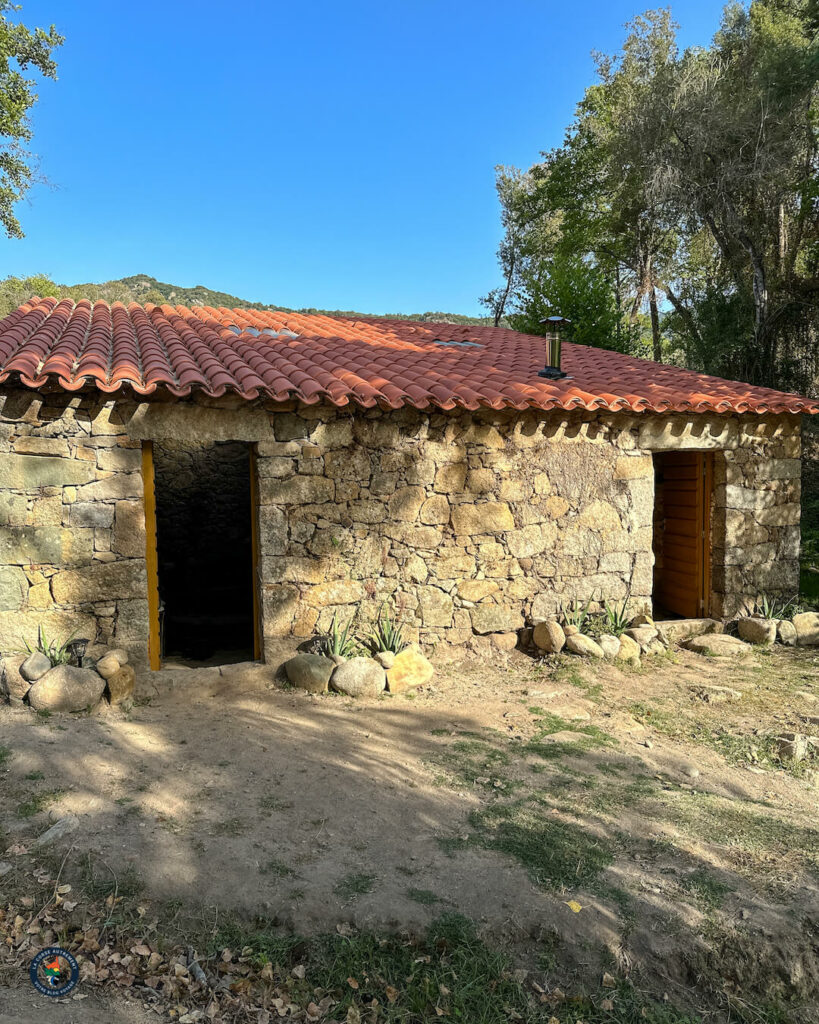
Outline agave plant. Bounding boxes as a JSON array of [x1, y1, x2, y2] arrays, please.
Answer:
[[559, 596, 594, 632], [23, 625, 77, 667], [318, 612, 358, 658], [363, 603, 408, 655], [753, 592, 798, 620], [602, 597, 631, 637]]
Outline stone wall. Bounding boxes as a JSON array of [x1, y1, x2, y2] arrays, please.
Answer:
[[256, 405, 802, 651], [0, 387, 803, 667], [0, 390, 148, 667]]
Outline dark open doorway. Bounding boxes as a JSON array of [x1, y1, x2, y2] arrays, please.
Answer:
[[653, 451, 713, 619], [151, 440, 256, 665]]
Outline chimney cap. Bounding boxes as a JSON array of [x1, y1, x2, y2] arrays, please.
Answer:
[[539, 315, 572, 327]]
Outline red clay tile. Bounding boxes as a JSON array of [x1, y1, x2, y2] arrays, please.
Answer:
[[0, 296, 814, 416]]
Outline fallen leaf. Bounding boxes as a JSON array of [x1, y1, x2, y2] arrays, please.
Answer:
[[132, 944, 152, 956], [601, 998, 615, 1010], [292, 964, 306, 979], [602, 972, 616, 989], [347, 976, 359, 989], [62, 900, 77, 912], [386, 985, 398, 1003], [564, 900, 583, 913], [346, 1007, 361, 1024], [56, 883, 72, 894]]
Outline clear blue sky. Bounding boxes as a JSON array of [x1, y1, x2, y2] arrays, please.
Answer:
[[1, 0, 724, 315]]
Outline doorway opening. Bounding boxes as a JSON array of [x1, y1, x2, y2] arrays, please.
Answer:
[[145, 440, 258, 666], [652, 451, 714, 619]]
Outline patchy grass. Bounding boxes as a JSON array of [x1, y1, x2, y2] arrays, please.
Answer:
[[211, 816, 249, 836], [462, 800, 614, 892], [334, 872, 376, 901], [260, 857, 295, 878], [679, 869, 734, 910], [15, 788, 63, 819], [0, 744, 11, 768], [406, 887, 440, 905], [214, 912, 695, 1023]]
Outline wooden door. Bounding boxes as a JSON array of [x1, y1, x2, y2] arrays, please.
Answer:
[[655, 452, 713, 618], [142, 441, 162, 670]]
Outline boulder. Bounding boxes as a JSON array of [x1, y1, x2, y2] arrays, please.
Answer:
[[108, 648, 129, 666], [95, 653, 122, 680], [374, 651, 396, 669], [777, 620, 797, 646], [330, 657, 386, 698], [0, 654, 30, 702], [386, 647, 434, 694], [792, 612, 819, 646], [597, 634, 621, 659], [625, 626, 658, 647], [776, 733, 809, 761], [643, 638, 666, 656], [532, 620, 566, 654], [20, 651, 52, 682], [33, 815, 79, 848], [683, 634, 752, 659], [565, 634, 605, 659], [737, 617, 777, 645], [27, 665, 106, 713], [655, 618, 723, 643], [106, 664, 136, 705], [689, 684, 743, 703], [284, 654, 336, 693], [616, 634, 641, 664]]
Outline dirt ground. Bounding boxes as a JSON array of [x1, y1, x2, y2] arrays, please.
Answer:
[[1, 642, 818, 1020]]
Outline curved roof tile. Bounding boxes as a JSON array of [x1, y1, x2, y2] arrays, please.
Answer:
[[0, 296, 814, 416]]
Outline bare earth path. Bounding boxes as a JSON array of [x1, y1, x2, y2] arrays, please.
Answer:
[[2, 643, 818, 1019]]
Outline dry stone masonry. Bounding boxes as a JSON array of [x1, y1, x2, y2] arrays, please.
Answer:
[[0, 387, 804, 669]]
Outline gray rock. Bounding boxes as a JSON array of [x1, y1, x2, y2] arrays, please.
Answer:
[[0, 654, 30, 702], [689, 683, 743, 703], [643, 638, 666, 656], [20, 650, 52, 682], [683, 634, 752, 659], [285, 654, 336, 693], [654, 618, 723, 643], [625, 626, 659, 646], [597, 634, 621, 659], [33, 814, 79, 848], [532, 620, 566, 654], [777, 619, 797, 646], [737, 617, 777, 645], [776, 733, 808, 761], [374, 651, 396, 669], [27, 664, 106, 713], [330, 657, 386, 698], [565, 634, 605, 659]]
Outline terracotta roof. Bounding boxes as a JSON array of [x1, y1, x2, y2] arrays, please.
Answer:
[[0, 296, 815, 415]]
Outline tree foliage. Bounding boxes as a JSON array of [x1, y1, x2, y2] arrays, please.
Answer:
[[484, 0, 818, 390], [0, 2, 62, 238]]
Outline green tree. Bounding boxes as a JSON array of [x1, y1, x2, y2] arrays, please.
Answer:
[[0, 2, 62, 239]]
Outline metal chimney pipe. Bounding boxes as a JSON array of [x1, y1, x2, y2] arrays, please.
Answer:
[[537, 315, 572, 380]]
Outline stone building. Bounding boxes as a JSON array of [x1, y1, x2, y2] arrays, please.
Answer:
[[0, 296, 815, 671]]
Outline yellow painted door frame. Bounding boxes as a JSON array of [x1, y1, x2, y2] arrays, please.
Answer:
[[141, 441, 162, 670]]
